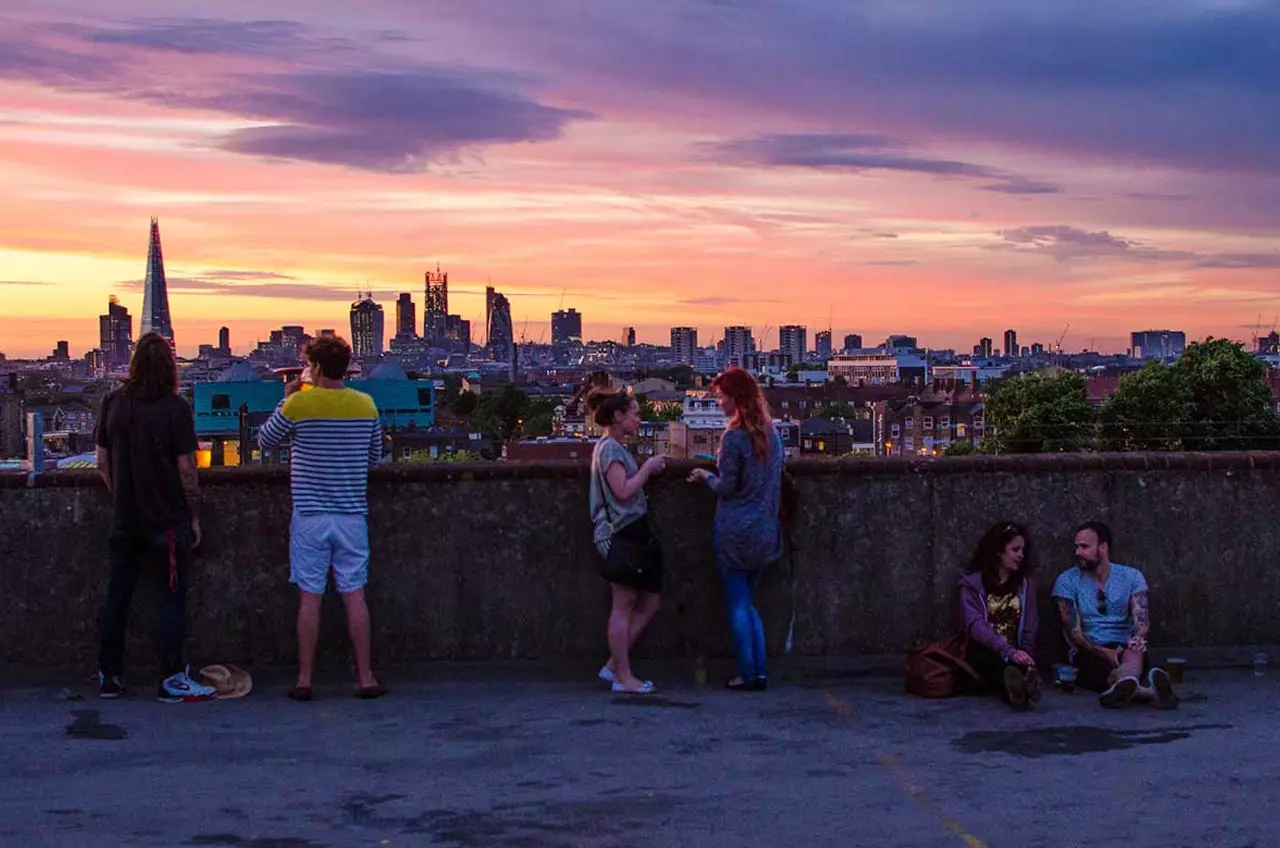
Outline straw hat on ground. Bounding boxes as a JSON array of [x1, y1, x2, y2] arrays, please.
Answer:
[[198, 664, 253, 699]]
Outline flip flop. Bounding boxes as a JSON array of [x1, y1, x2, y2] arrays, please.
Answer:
[[611, 680, 656, 695], [598, 665, 616, 684], [288, 685, 313, 702]]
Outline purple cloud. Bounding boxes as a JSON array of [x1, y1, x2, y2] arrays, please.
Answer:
[[0, 19, 591, 172], [708, 133, 1056, 192]]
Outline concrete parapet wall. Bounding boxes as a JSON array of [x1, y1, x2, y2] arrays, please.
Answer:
[[2, 453, 1279, 668]]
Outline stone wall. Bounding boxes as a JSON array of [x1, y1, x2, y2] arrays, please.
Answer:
[[3, 453, 1279, 668]]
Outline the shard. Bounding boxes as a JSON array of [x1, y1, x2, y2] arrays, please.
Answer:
[[140, 217, 174, 345]]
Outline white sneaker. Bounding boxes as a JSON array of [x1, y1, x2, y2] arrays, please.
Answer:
[[157, 666, 217, 703]]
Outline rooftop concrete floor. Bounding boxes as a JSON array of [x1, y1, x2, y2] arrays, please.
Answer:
[[1, 661, 1276, 847]]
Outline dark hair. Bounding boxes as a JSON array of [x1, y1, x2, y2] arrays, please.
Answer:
[[125, 333, 177, 401], [306, 335, 352, 380], [712, 367, 772, 460], [966, 521, 1035, 594], [1075, 520, 1113, 548], [585, 386, 634, 428]]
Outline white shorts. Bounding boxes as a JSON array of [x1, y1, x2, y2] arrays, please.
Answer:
[[289, 513, 370, 595]]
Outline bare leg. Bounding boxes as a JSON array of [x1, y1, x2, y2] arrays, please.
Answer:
[[296, 591, 323, 688], [341, 589, 379, 689], [1117, 647, 1156, 701], [606, 592, 661, 674], [608, 585, 646, 689]]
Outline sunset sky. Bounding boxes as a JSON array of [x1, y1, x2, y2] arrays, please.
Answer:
[[1, 0, 1278, 359]]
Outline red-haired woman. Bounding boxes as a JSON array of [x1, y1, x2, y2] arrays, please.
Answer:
[[688, 367, 784, 691]]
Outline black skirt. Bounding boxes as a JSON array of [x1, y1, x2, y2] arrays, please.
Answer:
[[600, 518, 664, 594]]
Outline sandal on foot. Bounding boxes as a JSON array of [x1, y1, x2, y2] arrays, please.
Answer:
[[611, 680, 655, 695], [356, 684, 388, 700], [726, 677, 754, 691], [288, 686, 313, 702], [598, 664, 616, 684]]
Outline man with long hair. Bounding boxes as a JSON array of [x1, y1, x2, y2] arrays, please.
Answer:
[[259, 335, 386, 700], [94, 333, 216, 702]]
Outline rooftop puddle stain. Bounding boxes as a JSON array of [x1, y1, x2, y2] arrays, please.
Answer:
[[954, 723, 1233, 758], [65, 710, 126, 740]]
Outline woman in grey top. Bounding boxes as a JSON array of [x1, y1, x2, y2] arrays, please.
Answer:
[[588, 387, 667, 694], [688, 368, 784, 691]]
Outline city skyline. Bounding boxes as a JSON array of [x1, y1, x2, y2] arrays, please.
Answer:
[[2, 2, 1279, 358]]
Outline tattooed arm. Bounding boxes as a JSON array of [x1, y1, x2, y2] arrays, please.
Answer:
[[1057, 597, 1118, 666], [1128, 590, 1150, 652]]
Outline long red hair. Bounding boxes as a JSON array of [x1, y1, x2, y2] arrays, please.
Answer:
[[713, 367, 773, 460]]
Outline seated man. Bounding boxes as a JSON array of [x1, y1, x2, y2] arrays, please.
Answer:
[[1052, 521, 1179, 709]]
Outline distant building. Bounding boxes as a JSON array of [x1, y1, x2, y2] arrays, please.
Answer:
[[349, 294, 385, 357], [1030, 342, 1045, 357], [814, 330, 833, 361], [801, 418, 875, 456], [827, 351, 929, 387], [52, 341, 69, 361], [931, 363, 1009, 387], [1131, 330, 1186, 360], [779, 325, 807, 366], [1003, 329, 1018, 358], [623, 327, 636, 347], [551, 309, 583, 345], [98, 296, 132, 370], [723, 326, 755, 368], [1260, 331, 1280, 355], [140, 217, 174, 346], [843, 333, 863, 352], [883, 335, 918, 351], [974, 337, 994, 359], [219, 327, 231, 354], [671, 327, 698, 366], [395, 293, 416, 343], [486, 286, 514, 362], [875, 397, 984, 457], [423, 267, 448, 346]]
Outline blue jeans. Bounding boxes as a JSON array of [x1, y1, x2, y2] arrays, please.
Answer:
[[721, 568, 767, 680]]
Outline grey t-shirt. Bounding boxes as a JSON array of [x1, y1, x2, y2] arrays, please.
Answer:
[[1051, 563, 1148, 646], [590, 436, 648, 547]]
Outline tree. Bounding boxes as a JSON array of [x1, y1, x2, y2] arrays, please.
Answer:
[[983, 371, 1096, 454], [645, 365, 698, 389], [817, 402, 857, 419], [473, 383, 528, 442], [943, 441, 977, 457], [1098, 363, 1191, 451], [452, 391, 478, 416], [521, 397, 559, 438], [407, 449, 484, 463], [1101, 338, 1280, 451]]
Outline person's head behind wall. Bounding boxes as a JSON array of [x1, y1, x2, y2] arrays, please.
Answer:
[[967, 521, 1035, 593], [586, 386, 638, 435], [305, 335, 352, 382], [1074, 520, 1112, 572], [126, 332, 177, 400]]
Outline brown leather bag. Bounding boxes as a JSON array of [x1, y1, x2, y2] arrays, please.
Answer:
[[905, 634, 979, 698]]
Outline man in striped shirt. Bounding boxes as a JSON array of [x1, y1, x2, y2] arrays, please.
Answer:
[[259, 335, 387, 700]]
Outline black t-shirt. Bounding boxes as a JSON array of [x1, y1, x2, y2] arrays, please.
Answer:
[[94, 389, 198, 533]]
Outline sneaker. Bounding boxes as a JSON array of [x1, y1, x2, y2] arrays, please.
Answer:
[[98, 672, 125, 700], [1003, 665, 1030, 710], [157, 666, 216, 704], [1148, 668, 1180, 710], [1099, 676, 1139, 708]]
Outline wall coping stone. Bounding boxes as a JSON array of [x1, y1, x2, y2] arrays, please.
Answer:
[[4, 450, 1280, 490]]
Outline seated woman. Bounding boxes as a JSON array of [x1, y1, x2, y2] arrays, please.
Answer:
[[957, 522, 1042, 709]]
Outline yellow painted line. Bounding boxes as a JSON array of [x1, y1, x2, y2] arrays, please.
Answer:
[[825, 692, 989, 848]]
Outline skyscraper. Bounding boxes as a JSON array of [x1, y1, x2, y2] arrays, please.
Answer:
[[976, 337, 994, 359], [445, 315, 472, 352], [1131, 330, 1186, 360], [779, 325, 807, 366], [140, 218, 174, 346], [671, 327, 698, 366], [98, 296, 132, 369], [1003, 329, 1018, 358], [843, 333, 863, 352], [349, 293, 385, 357], [218, 326, 230, 353], [551, 308, 583, 344], [395, 293, 416, 341], [723, 326, 755, 368], [423, 266, 448, 345], [814, 330, 833, 361], [623, 327, 636, 347], [485, 286, 514, 361]]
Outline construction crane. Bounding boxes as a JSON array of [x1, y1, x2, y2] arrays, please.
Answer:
[[1054, 323, 1070, 354]]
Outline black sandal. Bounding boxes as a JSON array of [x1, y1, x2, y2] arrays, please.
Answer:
[[356, 684, 388, 700], [288, 685, 313, 702]]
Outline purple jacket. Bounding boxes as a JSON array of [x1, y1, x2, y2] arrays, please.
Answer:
[[957, 571, 1038, 660]]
